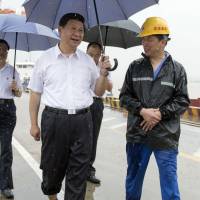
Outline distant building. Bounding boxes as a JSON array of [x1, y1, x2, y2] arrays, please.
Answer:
[[16, 62, 35, 92], [0, 0, 25, 15], [0, 8, 15, 14]]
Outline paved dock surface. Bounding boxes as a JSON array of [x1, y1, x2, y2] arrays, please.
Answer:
[[1, 93, 199, 200]]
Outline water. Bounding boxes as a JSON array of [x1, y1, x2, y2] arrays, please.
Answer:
[[188, 82, 200, 99], [111, 81, 200, 99]]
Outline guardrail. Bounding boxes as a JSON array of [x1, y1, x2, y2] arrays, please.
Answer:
[[104, 97, 200, 127], [181, 106, 200, 126]]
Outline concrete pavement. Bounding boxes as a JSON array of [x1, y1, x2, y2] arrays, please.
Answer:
[[5, 93, 200, 200]]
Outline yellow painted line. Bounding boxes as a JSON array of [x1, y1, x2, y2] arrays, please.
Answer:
[[179, 152, 200, 162]]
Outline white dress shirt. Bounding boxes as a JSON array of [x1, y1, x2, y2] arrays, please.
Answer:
[[29, 45, 99, 109], [92, 65, 112, 98], [0, 64, 22, 99]]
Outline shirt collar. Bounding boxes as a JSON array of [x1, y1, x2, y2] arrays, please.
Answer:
[[142, 51, 170, 59], [54, 44, 80, 59], [164, 51, 170, 58], [0, 63, 9, 72]]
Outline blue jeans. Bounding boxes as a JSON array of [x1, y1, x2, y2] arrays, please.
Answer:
[[126, 143, 180, 200]]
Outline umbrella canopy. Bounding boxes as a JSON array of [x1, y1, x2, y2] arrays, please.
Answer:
[[84, 19, 141, 49], [0, 31, 58, 52], [23, 0, 159, 71], [0, 14, 59, 78], [23, 0, 159, 29], [0, 14, 59, 52]]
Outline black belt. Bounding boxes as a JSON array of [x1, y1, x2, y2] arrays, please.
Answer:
[[0, 99, 14, 104], [93, 97, 103, 101], [45, 106, 90, 115]]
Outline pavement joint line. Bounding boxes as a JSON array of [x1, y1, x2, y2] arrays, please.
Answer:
[[102, 117, 116, 122], [12, 137, 64, 200], [179, 152, 200, 162], [109, 122, 127, 129]]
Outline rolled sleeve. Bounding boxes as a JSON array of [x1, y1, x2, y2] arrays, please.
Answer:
[[28, 60, 44, 93]]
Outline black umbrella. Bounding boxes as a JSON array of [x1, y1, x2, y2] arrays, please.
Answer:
[[84, 19, 141, 50]]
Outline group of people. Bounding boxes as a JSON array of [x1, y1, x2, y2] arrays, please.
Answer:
[[0, 12, 189, 200]]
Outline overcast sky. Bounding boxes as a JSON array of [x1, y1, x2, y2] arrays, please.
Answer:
[[1, 0, 200, 96]]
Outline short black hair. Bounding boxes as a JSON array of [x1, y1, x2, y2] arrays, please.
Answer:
[[154, 34, 170, 41], [59, 13, 85, 27], [0, 39, 10, 50], [87, 42, 102, 51]]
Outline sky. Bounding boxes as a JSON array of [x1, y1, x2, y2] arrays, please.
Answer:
[[1, 0, 200, 97]]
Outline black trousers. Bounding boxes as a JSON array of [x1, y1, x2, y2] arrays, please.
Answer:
[[40, 107, 92, 200], [89, 98, 104, 173], [0, 100, 16, 190]]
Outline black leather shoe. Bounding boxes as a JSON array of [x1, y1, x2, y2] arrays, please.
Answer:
[[87, 174, 101, 184], [1, 189, 14, 199]]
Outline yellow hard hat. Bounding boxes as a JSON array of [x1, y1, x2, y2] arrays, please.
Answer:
[[138, 17, 170, 37]]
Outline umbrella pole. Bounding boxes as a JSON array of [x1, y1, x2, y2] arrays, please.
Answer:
[[93, 0, 118, 71], [93, 0, 104, 54], [103, 26, 109, 53], [13, 32, 18, 80]]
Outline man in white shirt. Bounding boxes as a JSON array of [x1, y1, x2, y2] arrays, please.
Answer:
[[86, 42, 112, 184], [0, 39, 22, 199], [29, 13, 111, 200]]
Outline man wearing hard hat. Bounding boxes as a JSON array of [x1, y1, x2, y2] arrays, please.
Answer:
[[120, 17, 190, 200]]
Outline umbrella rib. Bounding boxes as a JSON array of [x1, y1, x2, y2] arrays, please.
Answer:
[[86, 0, 89, 27], [26, 0, 41, 22], [51, 0, 63, 29], [115, 0, 129, 19]]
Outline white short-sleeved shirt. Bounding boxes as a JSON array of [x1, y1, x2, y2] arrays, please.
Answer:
[[0, 64, 22, 99], [28, 44, 99, 109], [91, 65, 112, 98]]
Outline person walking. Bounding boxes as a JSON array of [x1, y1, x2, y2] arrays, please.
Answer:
[[86, 42, 113, 184], [0, 39, 22, 199], [119, 17, 190, 200], [28, 13, 111, 200]]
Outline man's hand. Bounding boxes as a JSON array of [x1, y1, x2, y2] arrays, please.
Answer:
[[140, 108, 161, 132], [10, 80, 22, 97], [30, 125, 40, 141], [10, 80, 18, 91], [99, 55, 111, 77]]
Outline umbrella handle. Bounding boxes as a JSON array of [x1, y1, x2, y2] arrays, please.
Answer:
[[107, 58, 118, 71]]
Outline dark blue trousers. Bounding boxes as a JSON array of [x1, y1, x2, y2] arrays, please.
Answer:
[[0, 100, 16, 190], [126, 143, 180, 200]]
